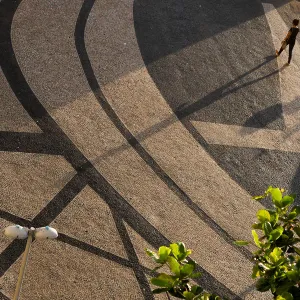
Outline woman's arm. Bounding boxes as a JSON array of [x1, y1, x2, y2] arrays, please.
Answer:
[[284, 29, 292, 41]]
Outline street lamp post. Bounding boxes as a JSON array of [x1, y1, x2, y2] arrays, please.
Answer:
[[4, 225, 58, 300]]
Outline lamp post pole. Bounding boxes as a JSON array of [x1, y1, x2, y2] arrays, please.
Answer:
[[13, 229, 34, 300], [4, 225, 58, 300]]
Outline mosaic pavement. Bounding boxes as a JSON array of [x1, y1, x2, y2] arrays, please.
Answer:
[[1, 0, 300, 299]]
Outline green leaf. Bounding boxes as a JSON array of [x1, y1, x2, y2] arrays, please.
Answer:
[[158, 246, 171, 262], [170, 243, 180, 260], [263, 222, 273, 236], [271, 188, 283, 207], [290, 206, 300, 216], [178, 242, 186, 253], [271, 188, 283, 201], [257, 209, 271, 223], [258, 262, 271, 271], [169, 242, 191, 261], [252, 264, 260, 279], [269, 226, 284, 241], [281, 195, 295, 208], [178, 242, 188, 260], [269, 247, 283, 264], [288, 212, 298, 220], [262, 241, 271, 250], [275, 281, 295, 295], [146, 249, 160, 263], [189, 272, 202, 279], [269, 211, 279, 225], [200, 293, 211, 300], [252, 223, 262, 230], [152, 288, 170, 294], [167, 256, 180, 276], [191, 285, 203, 295], [253, 195, 265, 200], [287, 270, 299, 281], [180, 261, 195, 277], [183, 291, 195, 300], [252, 230, 262, 248], [233, 240, 250, 246], [151, 274, 175, 288], [293, 226, 300, 238], [276, 292, 293, 300], [209, 296, 222, 300], [256, 278, 271, 292], [293, 246, 300, 255]]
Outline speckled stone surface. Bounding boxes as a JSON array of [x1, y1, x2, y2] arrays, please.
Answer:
[[1, 0, 299, 299]]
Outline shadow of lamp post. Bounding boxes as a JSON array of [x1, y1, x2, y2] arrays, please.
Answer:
[[4, 225, 58, 300]]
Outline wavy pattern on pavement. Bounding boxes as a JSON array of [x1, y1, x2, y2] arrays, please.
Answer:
[[0, 0, 245, 298], [76, 0, 254, 261]]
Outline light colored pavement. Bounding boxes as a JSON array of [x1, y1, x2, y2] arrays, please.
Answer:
[[193, 3, 300, 152], [0, 0, 299, 299]]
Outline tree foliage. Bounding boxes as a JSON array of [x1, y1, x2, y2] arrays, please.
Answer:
[[146, 242, 225, 299], [236, 186, 300, 300]]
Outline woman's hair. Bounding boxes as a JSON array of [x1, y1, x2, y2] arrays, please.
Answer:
[[292, 19, 299, 26]]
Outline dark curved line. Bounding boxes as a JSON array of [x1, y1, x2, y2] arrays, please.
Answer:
[[0, 174, 86, 276], [0, 291, 10, 300], [74, 1, 246, 298], [0, 0, 239, 298], [58, 232, 156, 277], [0, 239, 26, 277], [0, 132, 65, 155], [74, 0, 252, 262], [57, 233, 133, 269], [0, 0, 90, 172], [111, 211, 154, 299], [176, 67, 279, 120], [0, 211, 154, 276], [0, 210, 29, 227], [0, 2, 166, 296]]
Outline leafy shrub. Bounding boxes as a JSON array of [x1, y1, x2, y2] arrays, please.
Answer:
[[236, 186, 300, 300], [146, 242, 225, 299]]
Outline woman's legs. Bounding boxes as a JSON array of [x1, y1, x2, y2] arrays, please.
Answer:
[[277, 46, 284, 55], [276, 41, 295, 64], [288, 42, 295, 64]]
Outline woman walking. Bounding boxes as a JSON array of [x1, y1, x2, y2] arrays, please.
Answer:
[[276, 19, 299, 65]]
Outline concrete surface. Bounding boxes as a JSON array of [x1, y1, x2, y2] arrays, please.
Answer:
[[0, 0, 299, 299]]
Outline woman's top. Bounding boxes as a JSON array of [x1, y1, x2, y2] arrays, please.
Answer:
[[288, 27, 299, 42]]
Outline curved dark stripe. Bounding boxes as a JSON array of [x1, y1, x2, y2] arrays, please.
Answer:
[[0, 174, 86, 276], [0, 211, 153, 274], [0, 0, 241, 298], [0, 209, 207, 287], [86, 171, 241, 299], [0, 132, 65, 155], [58, 233, 156, 277], [74, 2, 244, 297], [31, 174, 87, 228], [0, 210, 29, 227], [57, 233, 133, 269], [176, 66, 279, 121], [0, 1, 89, 171], [74, 0, 252, 264], [0, 239, 26, 277], [0, 291, 10, 300], [111, 211, 154, 299]]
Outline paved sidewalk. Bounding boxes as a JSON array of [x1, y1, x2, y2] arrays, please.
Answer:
[[0, 0, 299, 299]]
